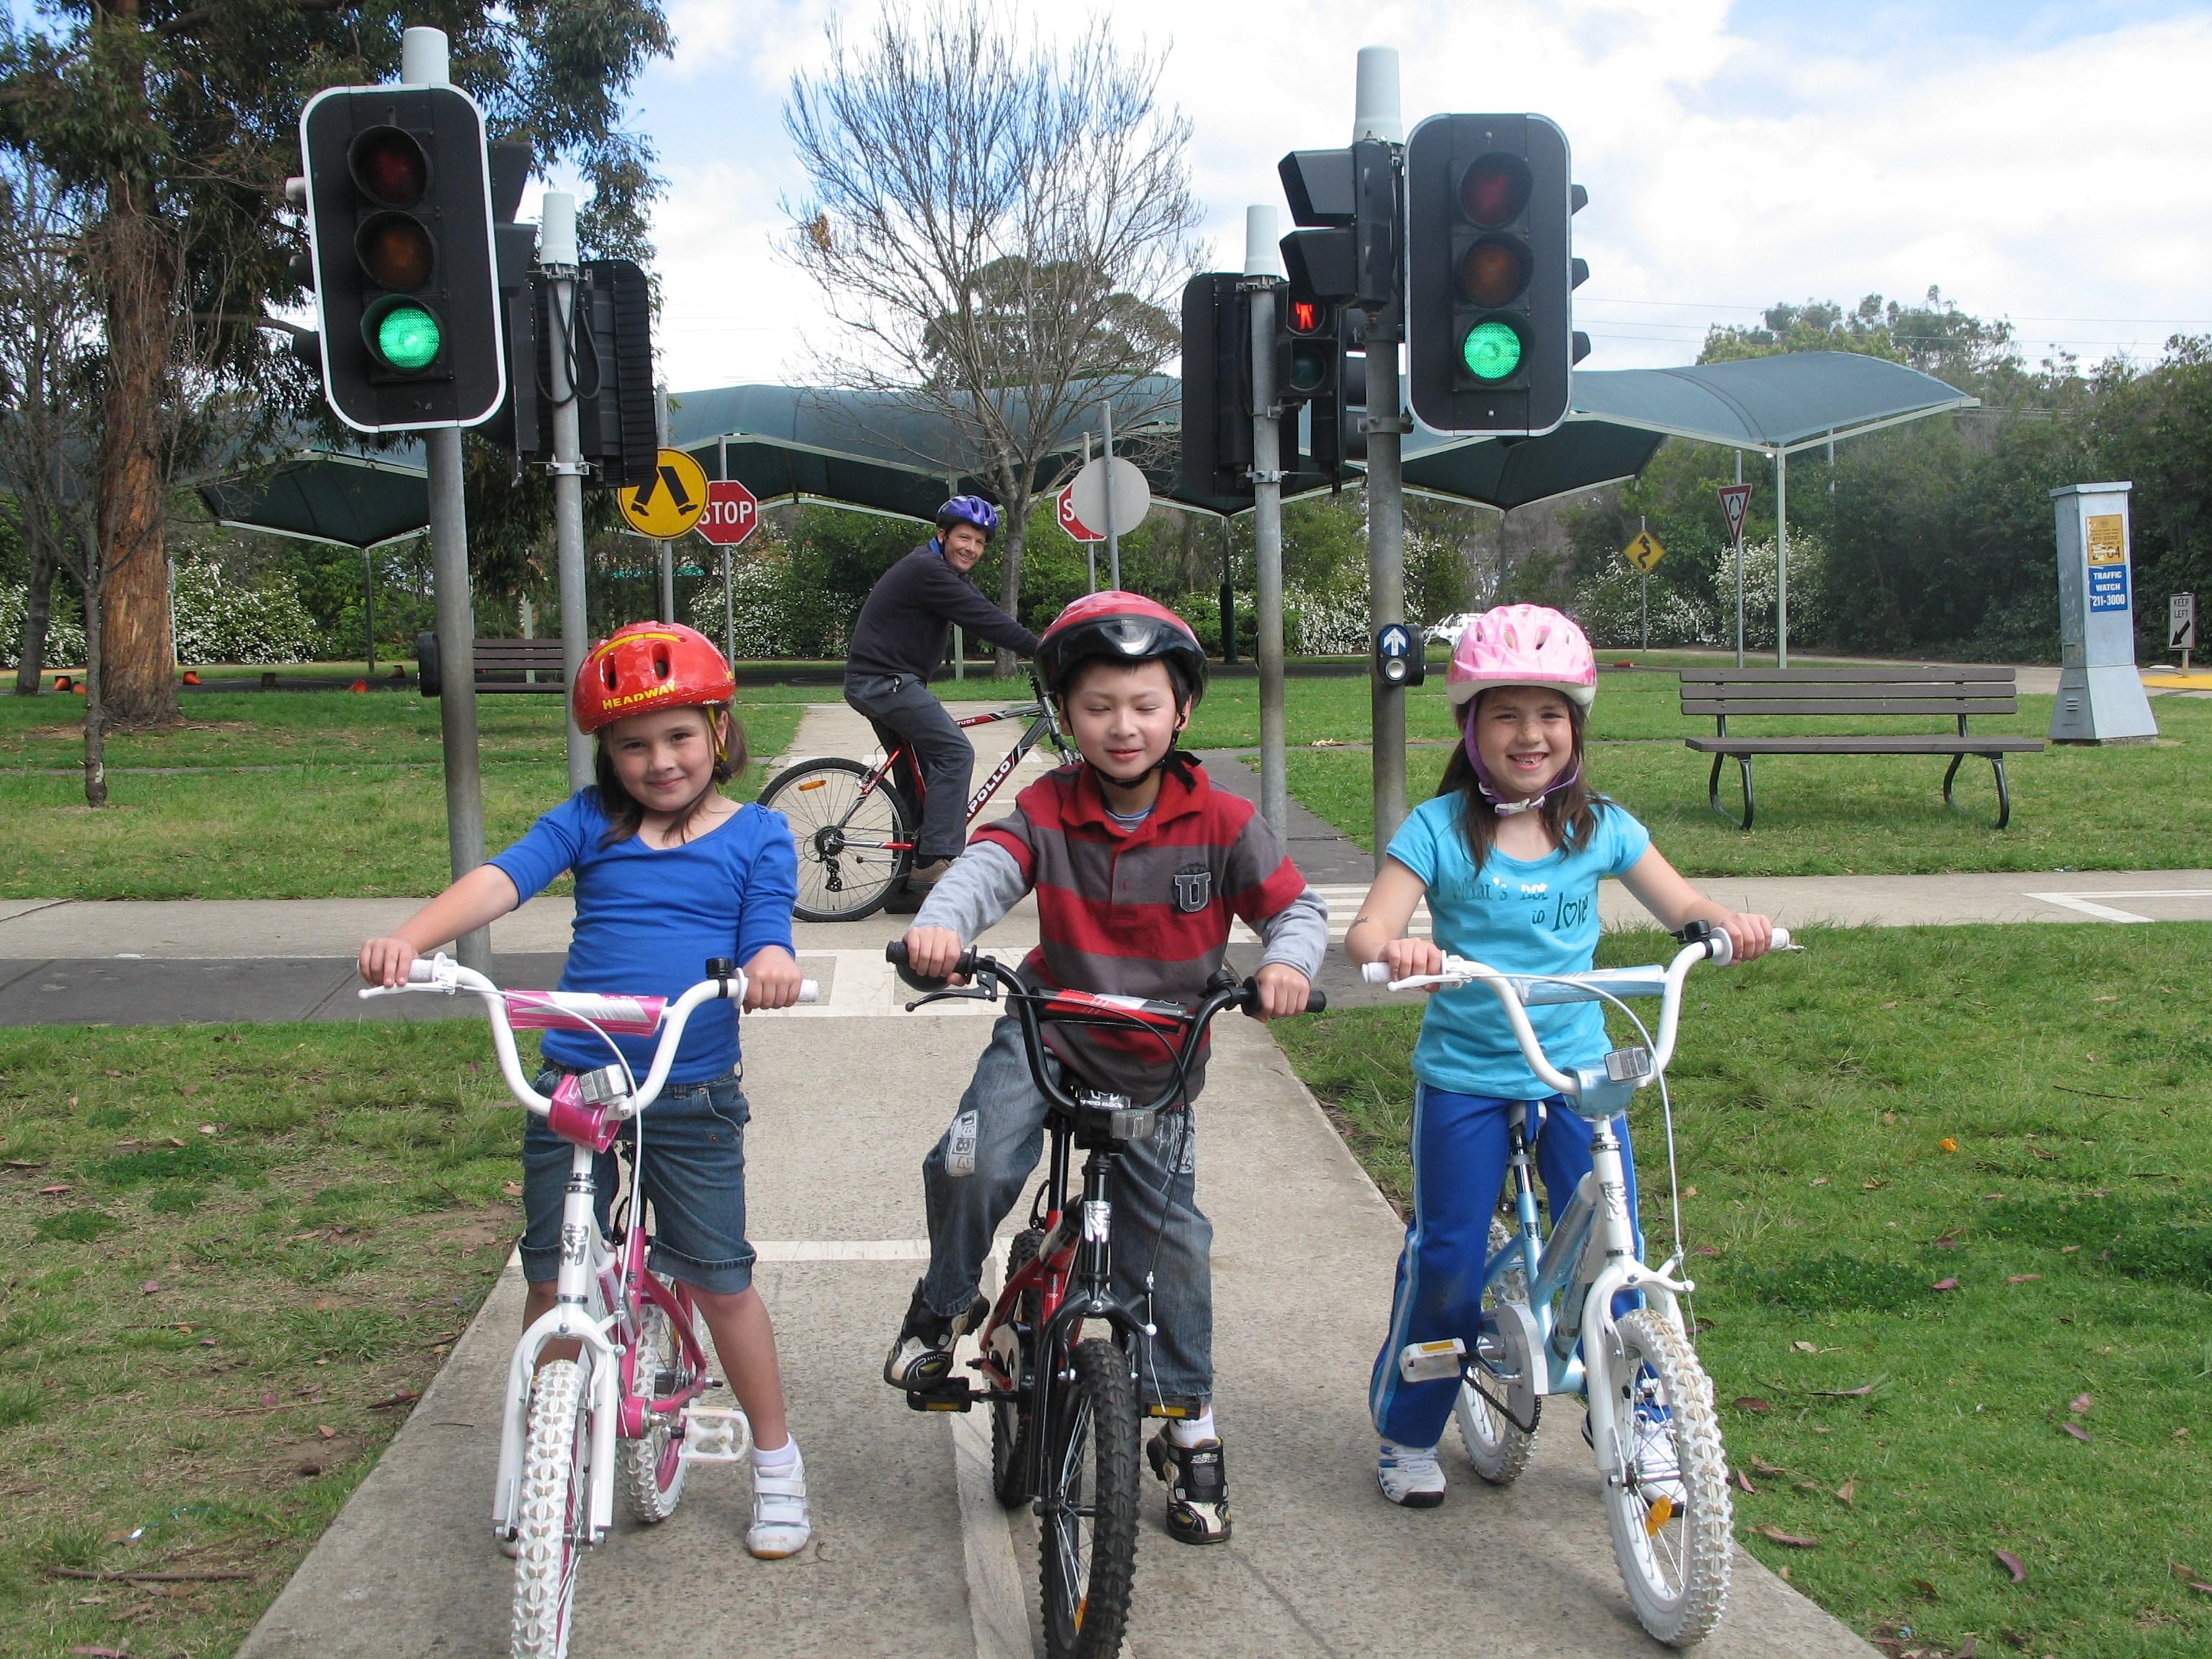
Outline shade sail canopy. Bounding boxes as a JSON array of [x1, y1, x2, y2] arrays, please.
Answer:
[[201, 441, 428, 550], [1565, 351, 1977, 454], [194, 351, 1972, 544]]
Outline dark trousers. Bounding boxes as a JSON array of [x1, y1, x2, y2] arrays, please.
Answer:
[[843, 672, 974, 861]]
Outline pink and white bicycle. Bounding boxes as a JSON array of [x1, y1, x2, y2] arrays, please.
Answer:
[[361, 953, 816, 1659]]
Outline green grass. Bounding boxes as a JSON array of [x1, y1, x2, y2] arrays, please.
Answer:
[[0, 1020, 531, 1659], [0, 699, 802, 899], [1280, 692, 2212, 875], [1277, 922, 2212, 1658]]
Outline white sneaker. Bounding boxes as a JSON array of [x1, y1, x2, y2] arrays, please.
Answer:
[[1377, 1439, 1447, 1508], [1586, 1405, 1686, 1509], [745, 1449, 811, 1559]]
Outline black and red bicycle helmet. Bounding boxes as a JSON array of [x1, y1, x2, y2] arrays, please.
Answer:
[[572, 621, 736, 734], [1035, 591, 1208, 705]]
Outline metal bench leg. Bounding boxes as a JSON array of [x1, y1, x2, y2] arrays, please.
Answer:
[[1941, 752, 2011, 830], [1708, 752, 1754, 830]]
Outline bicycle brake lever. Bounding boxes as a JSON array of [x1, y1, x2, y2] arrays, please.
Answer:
[[904, 983, 1000, 1013]]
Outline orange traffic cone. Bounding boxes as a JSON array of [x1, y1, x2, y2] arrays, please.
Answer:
[[52, 675, 72, 693], [348, 678, 368, 693], [181, 670, 201, 686]]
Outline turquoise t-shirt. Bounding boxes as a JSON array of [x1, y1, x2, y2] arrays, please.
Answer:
[[1386, 793, 1652, 1099]]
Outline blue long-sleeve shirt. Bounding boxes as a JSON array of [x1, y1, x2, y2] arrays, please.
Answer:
[[489, 789, 798, 1082]]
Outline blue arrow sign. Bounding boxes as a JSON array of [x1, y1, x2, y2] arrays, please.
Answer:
[[1376, 624, 1413, 658]]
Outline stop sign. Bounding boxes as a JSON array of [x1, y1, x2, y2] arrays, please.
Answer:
[[1058, 486, 1102, 544], [698, 479, 759, 547]]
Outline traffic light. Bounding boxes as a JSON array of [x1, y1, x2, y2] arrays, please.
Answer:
[[1276, 287, 1335, 412], [1404, 114, 1590, 436], [492, 257, 657, 490], [1179, 272, 1254, 505], [1278, 139, 1398, 311], [295, 85, 505, 433], [1308, 308, 1369, 487]]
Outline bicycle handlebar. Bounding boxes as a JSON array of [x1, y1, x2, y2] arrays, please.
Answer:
[[1359, 925, 1792, 1100], [358, 954, 819, 1117], [883, 940, 1325, 1116]]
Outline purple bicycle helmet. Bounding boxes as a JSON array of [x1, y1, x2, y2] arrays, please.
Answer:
[[935, 495, 1000, 539]]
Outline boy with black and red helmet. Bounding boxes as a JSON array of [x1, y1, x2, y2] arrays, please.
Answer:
[[885, 592, 1328, 1545]]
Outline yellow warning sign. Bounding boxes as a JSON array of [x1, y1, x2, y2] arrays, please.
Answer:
[[2085, 513, 2126, 565], [1621, 530, 1666, 572], [618, 448, 710, 539]]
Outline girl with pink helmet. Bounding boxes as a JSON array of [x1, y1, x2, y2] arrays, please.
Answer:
[[1342, 603, 1773, 1510]]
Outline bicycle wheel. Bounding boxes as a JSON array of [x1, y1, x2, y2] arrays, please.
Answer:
[[1598, 1308, 1732, 1648], [990, 1228, 1042, 1509], [616, 1291, 694, 1525], [511, 1358, 593, 1659], [1038, 1338, 1139, 1659], [1455, 1216, 1541, 1485], [756, 756, 912, 922]]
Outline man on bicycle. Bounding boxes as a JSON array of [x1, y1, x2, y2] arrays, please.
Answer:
[[884, 592, 1328, 1545], [845, 495, 1039, 912]]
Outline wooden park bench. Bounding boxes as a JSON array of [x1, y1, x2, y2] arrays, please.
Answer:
[[1678, 665, 2044, 830], [415, 632, 567, 697]]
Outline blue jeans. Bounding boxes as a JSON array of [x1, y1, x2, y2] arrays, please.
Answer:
[[920, 1015, 1214, 1410], [1369, 1084, 1642, 1449], [521, 1068, 757, 1295], [844, 671, 974, 862]]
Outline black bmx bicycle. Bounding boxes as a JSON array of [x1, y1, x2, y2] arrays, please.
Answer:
[[885, 941, 1323, 1659], [757, 669, 1077, 923]]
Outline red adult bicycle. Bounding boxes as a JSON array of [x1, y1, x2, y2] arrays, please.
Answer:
[[757, 668, 1077, 922]]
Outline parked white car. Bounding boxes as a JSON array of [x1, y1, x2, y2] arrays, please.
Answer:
[[1425, 612, 1480, 647]]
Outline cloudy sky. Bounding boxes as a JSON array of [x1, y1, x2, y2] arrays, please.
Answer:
[[597, 0, 2212, 395]]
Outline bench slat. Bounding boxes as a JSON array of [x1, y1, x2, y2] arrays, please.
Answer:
[[1682, 697, 2019, 718], [1676, 665, 2016, 685], [1681, 681, 2014, 701], [1686, 736, 2045, 755]]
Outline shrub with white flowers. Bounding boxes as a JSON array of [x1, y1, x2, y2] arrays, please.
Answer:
[[169, 557, 322, 665], [1569, 534, 1827, 652], [0, 585, 86, 670]]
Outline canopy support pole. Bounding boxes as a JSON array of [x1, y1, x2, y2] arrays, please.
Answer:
[[1734, 450, 1745, 668], [1776, 446, 1789, 668]]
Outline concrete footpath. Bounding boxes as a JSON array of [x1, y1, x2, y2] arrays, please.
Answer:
[[22, 703, 2208, 1656]]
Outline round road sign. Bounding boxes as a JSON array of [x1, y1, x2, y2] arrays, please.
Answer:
[[618, 447, 711, 539], [1069, 457, 1150, 541]]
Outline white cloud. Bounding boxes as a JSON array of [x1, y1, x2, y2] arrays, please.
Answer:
[[633, 0, 2212, 390]]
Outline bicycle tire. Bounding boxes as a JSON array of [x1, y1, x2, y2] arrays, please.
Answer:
[[1455, 1216, 1540, 1485], [616, 1293, 692, 1525], [756, 756, 912, 922], [1038, 1338, 1140, 1659], [1599, 1308, 1732, 1648], [990, 1229, 1042, 1509], [511, 1358, 592, 1659]]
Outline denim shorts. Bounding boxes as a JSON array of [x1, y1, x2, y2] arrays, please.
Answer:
[[520, 1067, 756, 1295]]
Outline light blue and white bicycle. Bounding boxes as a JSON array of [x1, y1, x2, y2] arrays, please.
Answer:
[[1363, 919, 1791, 1648]]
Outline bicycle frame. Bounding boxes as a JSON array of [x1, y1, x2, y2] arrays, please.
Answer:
[[858, 672, 1076, 848]]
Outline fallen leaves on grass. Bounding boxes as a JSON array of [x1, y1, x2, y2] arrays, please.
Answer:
[[1995, 1548, 2028, 1583], [1731, 1395, 1771, 1413], [1729, 1467, 1758, 1494], [2006, 1274, 2041, 1284], [1835, 1479, 1856, 1506], [37, 1183, 70, 1195], [1809, 1378, 1884, 1398], [1940, 1138, 1958, 1152], [2070, 1392, 2092, 1414], [1932, 1278, 1960, 1292], [1753, 1524, 1820, 1548], [2062, 1422, 2092, 1444], [366, 1388, 419, 1411]]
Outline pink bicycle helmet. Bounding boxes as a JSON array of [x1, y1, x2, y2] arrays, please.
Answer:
[[1446, 604, 1597, 709]]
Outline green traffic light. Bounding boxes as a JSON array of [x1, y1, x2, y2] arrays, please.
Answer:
[[1461, 320, 1522, 382], [375, 303, 441, 372]]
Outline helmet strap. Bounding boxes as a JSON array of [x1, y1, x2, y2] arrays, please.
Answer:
[[1465, 723, 1581, 818]]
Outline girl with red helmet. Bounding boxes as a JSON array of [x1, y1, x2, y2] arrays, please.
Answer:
[[359, 622, 814, 1557], [1342, 606, 1773, 1511], [887, 592, 1329, 1546]]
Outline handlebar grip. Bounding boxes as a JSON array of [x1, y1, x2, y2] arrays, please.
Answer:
[[884, 938, 976, 990], [407, 958, 441, 984], [1305, 988, 1328, 1014], [1771, 926, 1793, 951], [1360, 962, 1391, 985], [798, 979, 819, 1004]]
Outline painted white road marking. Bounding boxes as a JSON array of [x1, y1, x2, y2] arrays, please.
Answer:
[[2024, 888, 2212, 924]]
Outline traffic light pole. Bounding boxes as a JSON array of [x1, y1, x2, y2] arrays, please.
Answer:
[[1244, 207, 1288, 840], [655, 382, 677, 623], [1356, 49, 1409, 866], [405, 27, 490, 972], [541, 191, 593, 793]]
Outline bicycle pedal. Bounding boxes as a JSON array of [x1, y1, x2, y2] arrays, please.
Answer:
[[904, 1379, 975, 1413], [678, 1405, 753, 1465], [1398, 1337, 1467, 1384]]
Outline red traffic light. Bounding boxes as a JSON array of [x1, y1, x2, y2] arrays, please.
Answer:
[[1459, 153, 1532, 226], [1459, 236, 1531, 307], [1286, 298, 1325, 336], [349, 127, 429, 207]]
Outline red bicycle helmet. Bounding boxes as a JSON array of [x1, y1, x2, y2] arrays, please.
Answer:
[[1035, 591, 1209, 703], [572, 621, 736, 734]]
